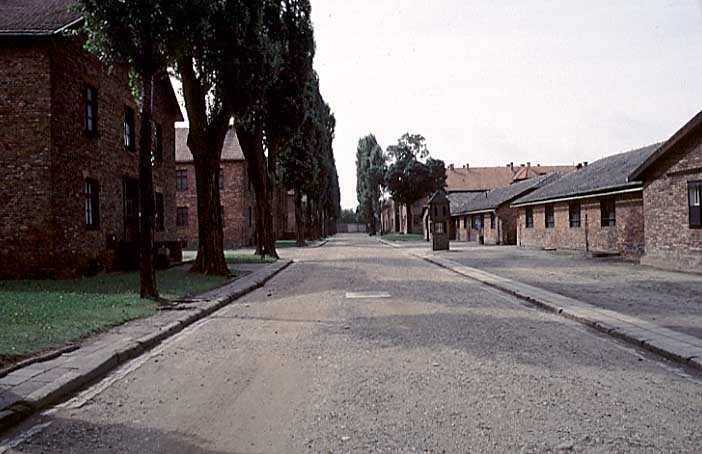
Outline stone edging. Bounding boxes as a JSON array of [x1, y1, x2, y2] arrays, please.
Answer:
[[378, 239, 702, 372], [0, 259, 293, 434]]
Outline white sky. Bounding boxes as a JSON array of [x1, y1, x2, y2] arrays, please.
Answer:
[[309, 0, 702, 210]]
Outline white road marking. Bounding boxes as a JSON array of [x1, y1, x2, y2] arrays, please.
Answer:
[[345, 291, 391, 299]]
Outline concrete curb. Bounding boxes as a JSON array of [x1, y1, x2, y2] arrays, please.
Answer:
[[381, 240, 702, 372], [0, 259, 292, 434]]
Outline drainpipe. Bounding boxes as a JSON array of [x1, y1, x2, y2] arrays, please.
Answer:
[[584, 212, 589, 253]]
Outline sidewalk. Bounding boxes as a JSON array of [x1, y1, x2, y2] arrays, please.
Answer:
[[0, 259, 292, 433], [381, 239, 702, 371]]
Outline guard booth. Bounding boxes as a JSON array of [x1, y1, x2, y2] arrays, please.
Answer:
[[427, 191, 450, 251]]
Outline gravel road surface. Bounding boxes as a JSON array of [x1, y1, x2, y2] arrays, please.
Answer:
[[2, 234, 701, 453]]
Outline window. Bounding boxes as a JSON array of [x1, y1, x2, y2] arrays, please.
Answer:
[[152, 121, 163, 162], [525, 207, 534, 228], [690, 181, 702, 228], [442, 206, 447, 217], [176, 207, 188, 227], [490, 212, 495, 229], [433, 206, 438, 217], [85, 85, 98, 135], [84, 179, 100, 229], [545, 204, 555, 228], [472, 214, 483, 230], [218, 168, 224, 189], [248, 206, 253, 227], [464, 215, 468, 228], [435, 221, 445, 234], [154, 193, 164, 232], [569, 202, 581, 228], [176, 170, 188, 191], [600, 197, 616, 227], [124, 106, 135, 150]]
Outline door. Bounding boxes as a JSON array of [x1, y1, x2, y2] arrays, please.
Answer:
[[123, 178, 140, 243]]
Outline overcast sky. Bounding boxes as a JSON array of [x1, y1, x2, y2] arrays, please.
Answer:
[[309, 0, 702, 210]]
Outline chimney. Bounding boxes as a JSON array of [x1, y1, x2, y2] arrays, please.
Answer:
[[536, 163, 540, 167], [526, 162, 531, 168], [465, 163, 469, 169], [448, 164, 454, 171], [520, 163, 525, 167], [583, 161, 588, 167], [508, 162, 515, 176], [576, 163, 582, 170]]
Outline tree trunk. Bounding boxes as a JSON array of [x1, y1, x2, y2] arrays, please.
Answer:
[[294, 189, 305, 247], [190, 151, 229, 275], [406, 203, 413, 234], [138, 74, 158, 299], [178, 57, 231, 276], [237, 124, 278, 258], [367, 193, 377, 236]]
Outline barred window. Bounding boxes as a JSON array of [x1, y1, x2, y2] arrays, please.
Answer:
[[525, 207, 534, 228], [545, 204, 555, 228], [569, 202, 581, 228], [85, 85, 98, 135], [689, 181, 701, 228], [176, 170, 188, 191], [176, 207, 189, 227], [84, 179, 100, 229], [600, 197, 616, 227]]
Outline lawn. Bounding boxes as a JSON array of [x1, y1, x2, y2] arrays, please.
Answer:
[[0, 268, 229, 362], [225, 253, 277, 264], [381, 233, 425, 242]]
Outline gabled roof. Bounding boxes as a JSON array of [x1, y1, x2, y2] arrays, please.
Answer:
[[453, 173, 561, 215], [175, 127, 245, 163], [446, 165, 575, 192], [512, 144, 661, 206], [0, 0, 82, 36], [448, 192, 486, 216], [426, 190, 448, 206], [629, 109, 702, 181]]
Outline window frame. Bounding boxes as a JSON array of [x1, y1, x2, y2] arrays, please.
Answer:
[[544, 204, 555, 229], [600, 197, 616, 227], [176, 169, 188, 191], [85, 84, 98, 136], [84, 178, 100, 230], [176, 206, 189, 227], [490, 212, 495, 229], [124, 106, 135, 151], [689, 181, 702, 228], [525, 207, 534, 228], [569, 202, 581, 228]]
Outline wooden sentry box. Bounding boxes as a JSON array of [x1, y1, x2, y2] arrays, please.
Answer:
[[427, 191, 450, 251]]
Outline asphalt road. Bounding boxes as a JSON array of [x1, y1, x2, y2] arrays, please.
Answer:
[[2, 234, 702, 453]]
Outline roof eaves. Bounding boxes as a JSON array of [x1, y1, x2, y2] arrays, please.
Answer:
[[629, 112, 702, 181], [511, 185, 643, 208]]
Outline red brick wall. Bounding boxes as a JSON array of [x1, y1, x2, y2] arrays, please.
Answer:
[[516, 193, 644, 258], [0, 41, 54, 278], [0, 36, 179, 278], [641, 132, 702, 272], [175, 160, 256, 248]]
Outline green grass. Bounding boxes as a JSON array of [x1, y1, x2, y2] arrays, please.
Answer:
[[0, 268, 229, 359], [381, 233, 425, 242], [225, 253, 277, 264], [275, 239, 317, 248]]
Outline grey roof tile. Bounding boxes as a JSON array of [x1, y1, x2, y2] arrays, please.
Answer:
[[454, 173, 561, 215], [0, 0, 81, 35], [513, 143, 662, 205]]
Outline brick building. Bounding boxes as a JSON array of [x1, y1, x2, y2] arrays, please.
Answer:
[[175, 127, 257, 249], [511, 144, 660, 258], [451, 173, 560, 244], [381, 197, 427, 235], [629, 110, 702, 272], [0, 1, 183, 278]]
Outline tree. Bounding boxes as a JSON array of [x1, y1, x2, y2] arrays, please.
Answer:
[[170, 0, 234, 275], [78, 0, 177, 298], [385, 133, 446, 233], [356, 134, 384, 235]]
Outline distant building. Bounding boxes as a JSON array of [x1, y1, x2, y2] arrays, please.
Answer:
[[446, 162, 575, 193], [511, 144, 661, 258], [381, 197, 427, 236], [450, 173, 560, 245], [0, 1, 183, 278], [629, 110, 702, 272], [175, 127, 257, 249]]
